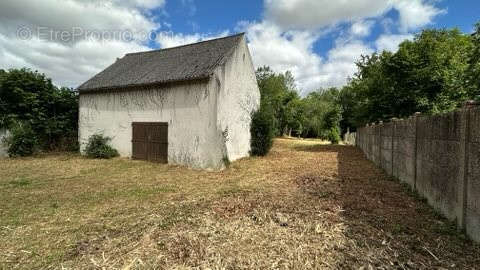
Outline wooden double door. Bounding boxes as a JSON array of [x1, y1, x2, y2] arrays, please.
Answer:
[[132, 122, 168, 163]]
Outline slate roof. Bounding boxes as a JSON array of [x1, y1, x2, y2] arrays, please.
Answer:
[[78, 33, 244, 92]]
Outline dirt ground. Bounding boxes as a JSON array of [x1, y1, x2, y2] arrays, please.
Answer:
[[0, 138, 479, 269]]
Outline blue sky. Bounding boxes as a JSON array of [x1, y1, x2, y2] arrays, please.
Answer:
[[158, 0, 477, 59], [0, 0, 478, 95]]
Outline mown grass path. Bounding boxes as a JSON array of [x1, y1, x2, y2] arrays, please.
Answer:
[[0, 139, 478, 269]]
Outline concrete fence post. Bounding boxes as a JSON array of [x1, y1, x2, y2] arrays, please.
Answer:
[[378, 122, 382, 166], [413, 112, 421, 190], [357, 127, 360, 147], [391, 118, 396, 177], [458, 102, 474, 231]]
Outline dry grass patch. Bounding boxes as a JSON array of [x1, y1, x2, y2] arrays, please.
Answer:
[[0, 138, 479, 269]]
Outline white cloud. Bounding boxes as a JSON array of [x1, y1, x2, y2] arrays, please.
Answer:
[[156, 31, 230, 48], [350, 20, 375, 37], [264, 0, 444, 32], [0, 0, 158, 38], [0, 0, 162, 87], [375, 34, 414, 52], [319, 41, 373, 86], [119, 0, 166, 9], [241, 21, 373, 94], [394, 0, 445, 32], [264, 0, 391, 30], [243, 0, 445, 94], [241, 22, 322, 94], [0, 33, 149, 87]]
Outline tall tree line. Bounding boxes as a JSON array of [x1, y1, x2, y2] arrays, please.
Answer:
[[257, 22, 480, 140], [339, 23, 480, 131], [256, 67, 342, 142]]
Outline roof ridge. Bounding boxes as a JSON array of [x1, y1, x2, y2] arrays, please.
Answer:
[[125, 32, 245, 56]]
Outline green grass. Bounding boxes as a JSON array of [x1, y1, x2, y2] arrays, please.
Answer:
[[7, 177, 32, 187]]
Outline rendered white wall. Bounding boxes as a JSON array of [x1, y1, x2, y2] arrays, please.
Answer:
[[215, 36, 261, 162], [79, 37, 260, 169], [79, 81, 226, 170]]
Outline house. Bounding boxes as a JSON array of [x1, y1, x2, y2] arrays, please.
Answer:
[[77, 33, 260, 169]]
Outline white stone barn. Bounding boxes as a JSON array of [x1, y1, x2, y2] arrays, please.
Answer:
[[77, 33, 260, 169]]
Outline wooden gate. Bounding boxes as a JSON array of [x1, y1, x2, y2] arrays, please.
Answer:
[[132, 122, 168, 163]]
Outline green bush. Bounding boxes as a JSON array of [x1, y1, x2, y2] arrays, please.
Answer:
[[84, 134, 119, 159], [327, 127, 341, 145], [3, 122, 39, 157], [0, 68, 78, 151], [250, 108, 274, 156]]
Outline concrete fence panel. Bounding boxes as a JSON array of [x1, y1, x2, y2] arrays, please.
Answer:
[[392, 118, 416, 186], [416, 111, 464, 223], [466, 107, 480, 242], [380, 122, 393, 175], [372, 125, 381, 165], [343, 131, 356, 145], [369, 126, 377, 162], [356, 104, 480, 242], [0, 129, 8, 158]]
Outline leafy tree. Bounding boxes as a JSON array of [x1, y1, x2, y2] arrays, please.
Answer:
[[340, 26, 476, 130], [0, 68, 78, 151], [338, 83, 363, 132], [256, 66, 300, 136], [392, 29, 472, 113], [301, 93, 325, 137], [467, 22, 480, 100], [250, 107, 274, 156], [327, 127, 341, 145], [283, 97, 306, 136], [256, 66, 343, 142], [297, 88, 342, 139]]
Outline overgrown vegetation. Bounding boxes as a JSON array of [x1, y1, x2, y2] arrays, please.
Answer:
[[255, 67, 342, 143], [0, 68, 78, 155], [339, 24, 480, 131], [256, 22, 480, 138], [250, 108, 274, 156], [84, 134, 119, 159], [2, 122, 39, 157], [326, 127, 340, 145]]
